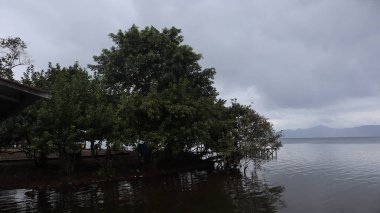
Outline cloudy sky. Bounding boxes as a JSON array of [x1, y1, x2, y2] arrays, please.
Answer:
[[1, 0, 380, 130]]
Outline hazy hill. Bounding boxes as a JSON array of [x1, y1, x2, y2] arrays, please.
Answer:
[[282, 125, 380, 138]]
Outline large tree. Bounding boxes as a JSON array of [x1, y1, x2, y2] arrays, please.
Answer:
[[90, 25, 223, 156], [90, 25, 281, 161], [15, 63, 114, 172], [0, 63, 118, 172], [0, 37, 31, 80], [1, 26, 281, 172], [90, 26, 218, 156]]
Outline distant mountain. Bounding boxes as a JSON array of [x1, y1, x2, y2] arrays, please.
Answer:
[[282, 125, 380, 138]]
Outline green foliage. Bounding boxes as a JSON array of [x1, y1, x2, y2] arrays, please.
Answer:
[[22, 63, 95, 172], [226, 100, 282, 159], [1, 25, 282, 173], [91, 25, 224, 156], [91, 25, 281, 162], [0, 63, 118, 173], [90, 25, 216, 97]]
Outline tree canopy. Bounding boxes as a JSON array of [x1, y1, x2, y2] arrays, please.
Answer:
[[91, 26, 223, 155], [89, 25, 216, 97], [90, 25, 281, 158], [0, 25, 281, 173]]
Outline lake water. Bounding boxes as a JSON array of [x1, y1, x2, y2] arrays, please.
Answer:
[[1, 137, 380, 212], [263, 137, 380, 212]]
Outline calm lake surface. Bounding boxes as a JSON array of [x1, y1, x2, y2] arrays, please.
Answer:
[[2, 137, 380, 212]]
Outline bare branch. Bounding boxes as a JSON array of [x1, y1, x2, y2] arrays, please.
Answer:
[[0, 37, 31, 80]]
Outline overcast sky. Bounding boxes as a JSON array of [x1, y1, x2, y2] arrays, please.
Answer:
[[1, 0, 380, 130]]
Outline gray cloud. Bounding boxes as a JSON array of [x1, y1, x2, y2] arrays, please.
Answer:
[[1, 0, 379, 129]]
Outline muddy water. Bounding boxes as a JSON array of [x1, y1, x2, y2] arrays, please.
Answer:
[[0, 169, 283, 212]]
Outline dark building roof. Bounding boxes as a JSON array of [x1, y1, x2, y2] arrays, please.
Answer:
[[0, 78, 50, 120]]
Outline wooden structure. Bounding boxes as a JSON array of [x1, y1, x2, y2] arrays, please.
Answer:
[[258, 146, 278, 159], [0, 78, 50, 120]]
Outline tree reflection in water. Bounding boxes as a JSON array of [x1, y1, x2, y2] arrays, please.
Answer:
[[0, 169, 285, 212]]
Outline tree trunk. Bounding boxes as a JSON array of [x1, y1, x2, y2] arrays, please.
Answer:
[[105, 145, 112, 170], [90, 141, 95, 159], [60, 152, 75, 174]]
